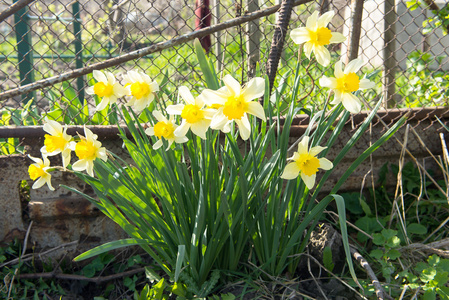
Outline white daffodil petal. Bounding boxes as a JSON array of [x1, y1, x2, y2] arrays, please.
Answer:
[[345, 58, 364, 74], [145, 127, 154, 136], [359, 79, 375, 89], [166, 104, 185, 115], [93, 70, 107, 83], [153, 140, 163, 150], [241, 77, 265, 101], [33, 177, 47, 189], [281, 162, 300, 180], [223, 74, 241, 96], [236, 117, 251, 141], [106, 71, 116, 85], [174, 120, 190, 137], [319, 158, 333, 170], [319, 76, 337, 89], [210, 113, 229, 130], [317, 10, 334, 28], [303, 42, 313, 58], [315, 46, 331, 67], [190, 121, 209, 139], [330, 32, 346, 43], [150, 81, 160, 92], [179, 86, 195, 104], [72, 160, 88, 172], [306, 11, 319, 29], [174, 136, 189, 144], [96, 97, 109, 111], [85, 86, 94, 95], [290, 27, 310, 44], [247, 102, 266, 121], [153, 110, 166, 122], [297, 136, 309, 154], [341, 93, 362, 114], [334, 61, 344, 78], [301, 173, 316, 190], [309, 145, 327, 157], [202, 89, 228, 106], [86, 162, 94, 177]]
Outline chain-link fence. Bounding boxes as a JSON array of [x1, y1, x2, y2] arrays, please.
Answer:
[[0, 0, 448, 154]]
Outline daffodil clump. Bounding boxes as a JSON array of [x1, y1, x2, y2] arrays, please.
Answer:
[[24, 11, 405, 297]]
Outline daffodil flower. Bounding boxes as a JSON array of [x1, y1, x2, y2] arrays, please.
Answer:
[[202, 75, 266, 140], [123, 71, 159, 112], [319, 59, 375, 113], [72, 127, 107, 176], [40, 118, 74, 168], [145, 110, 189, 150], [166, 86, 216, 139], [290, 11, 346, 67], [86, 70, 127, 111], [28, 155, 54, 191], [281, 136, 333, 190]]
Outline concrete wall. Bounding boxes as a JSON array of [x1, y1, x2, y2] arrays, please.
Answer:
[[1, 108, 448, 259], [342, 0, 449, 70]]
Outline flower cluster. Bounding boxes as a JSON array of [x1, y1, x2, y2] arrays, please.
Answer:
[[28, 120, 107, 190], [86, 70, 159, 112], [290, 10, 374, 114], [28, 10, 375, 192]]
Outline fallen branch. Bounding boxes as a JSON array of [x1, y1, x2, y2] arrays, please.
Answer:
[[350, 247, 394, 300], [399, 238, 449, 258], [17, 267, 145, 284], [0, 0, 36, 24], [0, 240, 78, 268]]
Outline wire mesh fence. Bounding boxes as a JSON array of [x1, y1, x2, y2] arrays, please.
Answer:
[[0, 0, 448, 155]]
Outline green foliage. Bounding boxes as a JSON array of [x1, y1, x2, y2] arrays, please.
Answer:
[[404, 50, 449, 107], [406, 0, 449, 35]]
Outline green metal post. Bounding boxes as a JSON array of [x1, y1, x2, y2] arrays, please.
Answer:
[[72, 1, 84, 103], [13, 0, 35, 104]]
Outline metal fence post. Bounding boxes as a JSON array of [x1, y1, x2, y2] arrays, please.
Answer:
[[13, 0, 35, 104], [247, 0, 260, 78], [213, 0, 222, 75], [346, 0, 364, 62], [72, 1, 84, 103], [383, 0, 397, 108]]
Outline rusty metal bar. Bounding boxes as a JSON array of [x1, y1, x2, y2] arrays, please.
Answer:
[[266, 0, 295, 95], [0, 0, 36, 24], [346, 0, 364, 62], [0, 0, 312, 102]]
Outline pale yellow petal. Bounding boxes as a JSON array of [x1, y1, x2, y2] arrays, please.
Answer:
[[306, 11, 319, 29], [341, 92, 362, 114], [330, 32, 346, 44], [319, 158, 333, 170], [359, 79, 375, 89], [223, 74, 241, 96], [247, 102, 266, 121], [309, 145, 327, 157], [301, 173, 316, 189], [241, 77, 265, 101], [290, 27, 310, 44], [281, 162, 300, 180], [317, 10, 334, 28], [345, 58, 363, 74], [179, 86, 195, 104], [236, 117, 251, 141]]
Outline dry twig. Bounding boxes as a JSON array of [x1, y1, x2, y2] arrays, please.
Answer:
[[17, 267, 145, 284], [350, 247, 394, 300]]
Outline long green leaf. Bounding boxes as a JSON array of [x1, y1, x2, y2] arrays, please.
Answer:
[[74, 238, 159, 261]]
